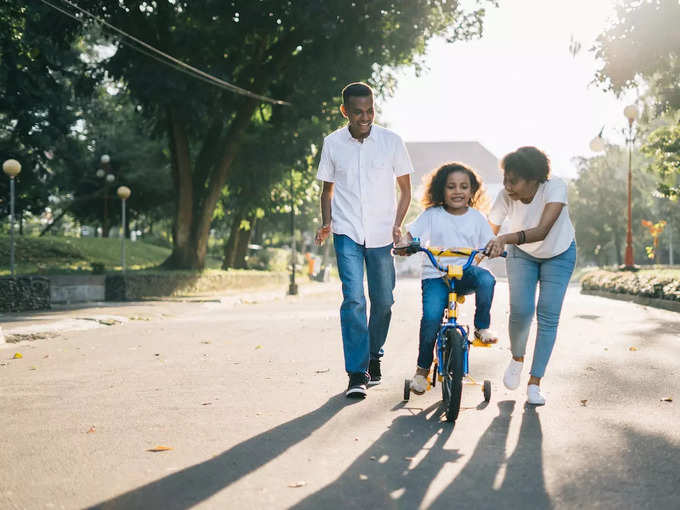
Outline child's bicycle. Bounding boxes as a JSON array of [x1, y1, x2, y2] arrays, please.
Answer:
[[394, 238, 505, 423]]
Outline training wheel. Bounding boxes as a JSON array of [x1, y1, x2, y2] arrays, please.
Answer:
[[403, 379, 411, 401], [483, 379, 491, 402]]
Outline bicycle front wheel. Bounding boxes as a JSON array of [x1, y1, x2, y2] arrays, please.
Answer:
[[442, 328, 464, 423]]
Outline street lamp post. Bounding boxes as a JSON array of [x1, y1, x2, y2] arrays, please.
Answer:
[[288, 168, 298, 296], [99, 154, 115, 237], [117, 186, 131, 273], [623, 104, 639, 269], [3, 159, 21, 276]]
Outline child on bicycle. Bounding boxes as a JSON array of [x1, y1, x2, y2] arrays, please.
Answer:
[[398, 162, 498, 394]]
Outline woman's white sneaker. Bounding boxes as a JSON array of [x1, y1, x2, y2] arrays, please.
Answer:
[[503, 359, 523, 390], [527, 384, 546, 405]]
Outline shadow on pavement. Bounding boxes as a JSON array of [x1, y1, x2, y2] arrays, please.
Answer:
[[87, 393, 350, 510], [293, 400, 551, 509]]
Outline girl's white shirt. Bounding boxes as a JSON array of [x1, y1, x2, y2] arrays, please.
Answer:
[[407, 206, 494, 280], [488, 177, 575, 259]]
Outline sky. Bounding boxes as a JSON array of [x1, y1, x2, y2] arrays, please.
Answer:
[[380, 0, 639, 179]]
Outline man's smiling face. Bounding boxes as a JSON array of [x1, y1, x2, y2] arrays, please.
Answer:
[[341, 95, 374, 140]]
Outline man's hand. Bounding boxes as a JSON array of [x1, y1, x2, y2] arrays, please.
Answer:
[[392, 225, 402, 246], [315, 224, 331, 246], [485, 236, 506, 258]]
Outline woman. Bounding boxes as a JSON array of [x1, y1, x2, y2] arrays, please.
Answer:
[[485, 146, 576, 405]]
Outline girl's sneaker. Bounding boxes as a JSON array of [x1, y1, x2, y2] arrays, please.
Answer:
[[474, 328, 499, 344], [411, 374, 428, 394], [527, 384, 546, 405]]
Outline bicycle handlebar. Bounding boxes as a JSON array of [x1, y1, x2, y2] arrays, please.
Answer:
[[393, 238, 507, 274]]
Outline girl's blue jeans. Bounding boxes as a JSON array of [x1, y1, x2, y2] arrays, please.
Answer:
[[417, 266, 496, 370], [333, 234, 395, 374], [506, 241, 576, 378]]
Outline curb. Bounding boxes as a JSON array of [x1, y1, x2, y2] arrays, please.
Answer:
[[580, 288, 680, 313]]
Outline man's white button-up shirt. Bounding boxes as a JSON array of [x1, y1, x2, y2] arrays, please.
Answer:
[[316, 125, 414, 248]]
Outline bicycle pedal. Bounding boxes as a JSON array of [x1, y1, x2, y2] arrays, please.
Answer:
[[471, 338, 493, 348]]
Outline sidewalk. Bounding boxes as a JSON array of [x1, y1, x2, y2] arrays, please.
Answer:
[[0, 279, 339, 346]]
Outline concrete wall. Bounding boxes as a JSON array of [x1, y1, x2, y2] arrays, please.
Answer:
[[49, 275, 106, 304]]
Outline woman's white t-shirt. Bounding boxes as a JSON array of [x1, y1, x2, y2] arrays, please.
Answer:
[[488, 177, 575, 259], [407, 206, 495, 280]]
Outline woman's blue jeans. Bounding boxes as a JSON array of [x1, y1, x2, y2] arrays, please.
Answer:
[[417, 266, 496, 370], [506, 241, 576, 378], [333, 234, 395, 374]]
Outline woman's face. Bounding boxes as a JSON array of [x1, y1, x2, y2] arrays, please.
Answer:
[[503, 171, 538, 202]]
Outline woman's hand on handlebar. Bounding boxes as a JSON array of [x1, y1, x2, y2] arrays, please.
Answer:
[[485, 236, 506, 258]]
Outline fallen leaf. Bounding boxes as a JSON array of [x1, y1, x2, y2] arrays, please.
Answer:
[[369, 456, 376, 461], [315, 368, 330, 374], [580, 400, 588, 407], [147, 446, 172, 452], [87, 426, 96, 434], [201, 402, 212, 406], [404, 457, 414, 461], [629, 346, 638, 351], [359, 474, 368, 481], [42, 355, 49, 359], [255, 345, 262, 350], [354, 437, 359, 441], [200, 340, 211, 344], [288, 481, 307, 488], [29, 366, 37, 371], [13, 352, 22, 359], [661, 397, 673, 402]]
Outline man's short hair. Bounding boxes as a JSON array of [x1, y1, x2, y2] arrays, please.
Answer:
[[342, 82, 373, 105]]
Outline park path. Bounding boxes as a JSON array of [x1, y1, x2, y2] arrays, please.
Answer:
[[1, 278, 679, 509]]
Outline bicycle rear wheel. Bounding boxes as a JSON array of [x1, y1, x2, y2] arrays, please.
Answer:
[[442, 328, 464, 423]]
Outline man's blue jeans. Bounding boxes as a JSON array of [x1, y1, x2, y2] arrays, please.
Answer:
[[418, 266, 496, 370], [333, 234, 395, 374], [506, 241, 576, 378]]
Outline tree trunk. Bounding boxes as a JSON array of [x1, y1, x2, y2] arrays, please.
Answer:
[[233, 217, 255, 269], [161, 106, 195, 268], [221, 211, 243, 269]]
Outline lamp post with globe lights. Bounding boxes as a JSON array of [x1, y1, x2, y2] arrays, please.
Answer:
[[117, 186, 131, 273], [623, 104, 639, 269], [589, 105, 640, 269], [3, 159, 21, 276], [98, 154, 116, 237]]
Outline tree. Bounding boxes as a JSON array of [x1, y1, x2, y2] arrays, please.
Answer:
[[594, 0, 680, 113], [77, 0, 494, 269], [570, 146, 657, 266], [0, 3, 94, 228], [642, 123, 680, 199]]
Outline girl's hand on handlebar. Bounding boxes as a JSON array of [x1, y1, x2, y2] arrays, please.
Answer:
[[485, 236, 506, 258]]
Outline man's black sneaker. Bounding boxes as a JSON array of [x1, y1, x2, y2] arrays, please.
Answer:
[[368, 359, 382, 386], [346, 372, 369, 399]]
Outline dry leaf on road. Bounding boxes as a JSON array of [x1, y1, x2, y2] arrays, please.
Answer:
[[87, 426, 96, 434], [147, 446, 172, 452], [661, 397, 673, 402], [580, 400, 588, 407], [288, 481, 307, 488], [629, 346, 638, 351], [13, 352, 23, 359]]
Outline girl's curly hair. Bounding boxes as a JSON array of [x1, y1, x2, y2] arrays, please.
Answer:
[[421, 162, 490, 213]]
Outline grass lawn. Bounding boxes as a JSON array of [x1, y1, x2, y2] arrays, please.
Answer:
[[0, 235, 174, 275]]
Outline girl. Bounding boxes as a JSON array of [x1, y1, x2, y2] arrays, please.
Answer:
[[485, 146, 576, 406], [401, 162, 498, 395]]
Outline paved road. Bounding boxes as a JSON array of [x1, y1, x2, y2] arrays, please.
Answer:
[[1, 279, 679, 509]]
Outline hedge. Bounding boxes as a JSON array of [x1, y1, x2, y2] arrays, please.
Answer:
[[581, 270, 680, 302]]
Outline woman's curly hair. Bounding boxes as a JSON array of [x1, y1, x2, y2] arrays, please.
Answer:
[[421, 162, 490, 213]]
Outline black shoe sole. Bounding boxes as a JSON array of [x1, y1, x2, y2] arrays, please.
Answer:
[[346, 388, 367, 398]]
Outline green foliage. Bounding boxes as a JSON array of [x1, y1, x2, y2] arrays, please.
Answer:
[[641, 123, 680, 199], [594, 0, 680, 113], [581, 268, 680, 302], [569, 146, 660, 266], [0, 3, 95, 218], [0, 235, 170, 275]]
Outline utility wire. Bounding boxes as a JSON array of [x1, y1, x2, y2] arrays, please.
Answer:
[[36, 0, 291, 105]]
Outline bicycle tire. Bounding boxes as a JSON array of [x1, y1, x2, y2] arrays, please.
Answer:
[[442, 328, 464, 422]]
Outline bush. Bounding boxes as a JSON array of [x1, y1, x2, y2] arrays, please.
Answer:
[[247, 247, 299, 272], [581, 269, 680, 302]]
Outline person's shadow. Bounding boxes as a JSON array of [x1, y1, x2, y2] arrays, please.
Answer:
[[430, 402, 551, 509], [87, 393, 351, 509]]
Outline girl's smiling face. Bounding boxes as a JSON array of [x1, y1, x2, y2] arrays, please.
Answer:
[[443, 170, 473, 214]]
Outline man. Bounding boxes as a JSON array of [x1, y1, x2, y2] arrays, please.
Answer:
[[315, 82, 413, 399]]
